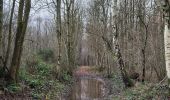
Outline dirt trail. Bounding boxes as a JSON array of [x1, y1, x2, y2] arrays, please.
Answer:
[[74, 66, 100, 77], [62, 66, 118, 100], [67, 66, 107, 100]]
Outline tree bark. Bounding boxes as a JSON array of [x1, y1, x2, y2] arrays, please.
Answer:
[[0, 0, 3, 68], [4, 0, 16, 69], [9, 0, 31, 83], [101, 0, 133, 87], [158, 0, 170, 95], [164, 24, 170, 94], [65, 0, 75, 74], [56, 0, 62, 65]]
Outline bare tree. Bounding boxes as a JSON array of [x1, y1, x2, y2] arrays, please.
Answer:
[[4, 0, 16, 70], [0, 0, 3, 68], [9, 0, 31, 83], [56, 0, 62, 66]]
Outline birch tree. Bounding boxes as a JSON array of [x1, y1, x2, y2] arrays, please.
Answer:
[[158, 0, 170, 94], [112, 0, 133, 87], [163, 0, 170, 78]]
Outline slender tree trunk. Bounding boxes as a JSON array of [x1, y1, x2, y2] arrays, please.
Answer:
[[66, 0, 70, 68], [57, 0, 62, 65], [113, 0, 133, 87], [101, 0, 133, 87], [56, 0, 62, 79], [4, 0, 16, 69], [66, 0, 75, 74], [0, 0, 3, 67]]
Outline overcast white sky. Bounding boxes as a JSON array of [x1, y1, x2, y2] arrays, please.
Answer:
[[31, 0, 90, 20]]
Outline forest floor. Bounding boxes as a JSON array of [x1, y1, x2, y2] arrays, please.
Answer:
[[112, 82, 170, 100], [73, 66, 101, 77], [69, 66, 170, 100], [0, 78, 33, 100], [0, 55, 71, 100], [0, 65, 169, 100]]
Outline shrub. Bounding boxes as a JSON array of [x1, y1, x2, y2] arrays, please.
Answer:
[[6, 84, 22, 93], [37, 49, 54, 62], [25, 56, 52, 76], [29, 79, 43, 89], [19, 48, 67, 99], [31, 91, 43, 99], [62, 71, 72, 82], [36, 61, 52, 76]]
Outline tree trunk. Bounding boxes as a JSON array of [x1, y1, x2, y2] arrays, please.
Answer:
[[159, 0, 170, 95], [56, 0, 62, 79], [9, 0, 31, 83], [65, 0, 75, 74], [57, 0, 62, 66], [164, 20, 170, 94], [113, 0, 133, 87], [0, 0, 3, 68], [4, 0, 16, 69]]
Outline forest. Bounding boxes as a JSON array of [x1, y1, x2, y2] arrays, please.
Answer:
[[0, 0, 170, 100]]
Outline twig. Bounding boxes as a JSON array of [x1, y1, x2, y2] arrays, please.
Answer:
[[158, 76, 167, 85]]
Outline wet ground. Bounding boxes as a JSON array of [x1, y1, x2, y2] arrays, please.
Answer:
[[63, 66, 107, 100], [70, 77, 105, 100]]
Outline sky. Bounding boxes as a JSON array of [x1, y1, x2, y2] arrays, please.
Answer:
[[31, 0, 90, 20]]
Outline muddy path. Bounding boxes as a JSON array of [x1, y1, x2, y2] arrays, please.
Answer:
[[62, 66, 111, 100]]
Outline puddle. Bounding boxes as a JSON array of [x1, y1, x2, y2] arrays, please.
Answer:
[[69, 78, 105, 100]]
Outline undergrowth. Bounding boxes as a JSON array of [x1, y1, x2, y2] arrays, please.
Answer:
[[112, 82, 169, 100], [14, 49, 73, 99]]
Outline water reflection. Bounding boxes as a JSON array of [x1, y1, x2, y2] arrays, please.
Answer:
[[71, 78, 104, 100]]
